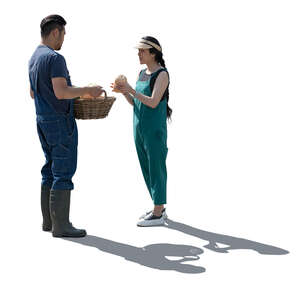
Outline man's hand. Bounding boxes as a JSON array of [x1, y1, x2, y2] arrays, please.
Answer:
[[52, 77, 105, 100], [30, 87, 34, 99], [86, 85, 105, 98]]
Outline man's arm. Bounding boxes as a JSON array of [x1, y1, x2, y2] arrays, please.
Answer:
[[30, 86, 34, 99], [52, 77, 103, 99]]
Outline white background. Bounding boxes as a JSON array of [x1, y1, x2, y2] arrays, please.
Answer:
[[0, 0, 299, 282]]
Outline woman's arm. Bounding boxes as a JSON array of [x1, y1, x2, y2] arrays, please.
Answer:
[[121, 73, 141, 106], [118, 71, 169, 109], [136, 71, 169, 108], [122, 92, 134, 106]]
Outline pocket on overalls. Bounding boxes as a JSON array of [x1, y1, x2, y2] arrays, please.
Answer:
[[60, 117, 77, 147], [66, 117, 76, 137], [39, 120, 61, 146], [52, 143, 76, 175]]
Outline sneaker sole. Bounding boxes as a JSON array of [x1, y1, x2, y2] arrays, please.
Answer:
[[137, 219, 165, 227]]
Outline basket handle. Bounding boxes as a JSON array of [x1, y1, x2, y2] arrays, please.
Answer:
[[100, 90, 107, 99]]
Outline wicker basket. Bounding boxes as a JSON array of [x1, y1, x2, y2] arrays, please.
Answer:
[[74, 91, 116, 120]]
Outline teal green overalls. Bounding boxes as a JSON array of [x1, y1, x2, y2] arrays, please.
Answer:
[[133, 68, 168, 205]]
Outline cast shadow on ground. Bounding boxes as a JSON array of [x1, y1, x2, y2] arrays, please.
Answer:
[[64, 219, 288, 273], [164, 219, 289, 255], [65, 236, 205, 273]]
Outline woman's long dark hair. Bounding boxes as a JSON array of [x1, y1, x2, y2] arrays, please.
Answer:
[[142, 36, 173, 121]]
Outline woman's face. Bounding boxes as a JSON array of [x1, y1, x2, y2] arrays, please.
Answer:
[[138, 48, 155, 64]]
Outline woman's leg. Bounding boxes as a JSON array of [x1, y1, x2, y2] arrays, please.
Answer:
[[153, 205, 164, 216], [145, 130, 168, 210], [135, 129, 152, 199]]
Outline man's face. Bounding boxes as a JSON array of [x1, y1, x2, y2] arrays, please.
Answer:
[[54, 27, 65, 50]]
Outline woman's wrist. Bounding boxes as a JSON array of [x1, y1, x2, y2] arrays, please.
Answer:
[[128, 87, 136, 97], [123, 92, 134, 101], [132, 90, 138, 98]]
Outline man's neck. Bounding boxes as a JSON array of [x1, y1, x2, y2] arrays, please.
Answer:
[[41, 38, 56, 50]]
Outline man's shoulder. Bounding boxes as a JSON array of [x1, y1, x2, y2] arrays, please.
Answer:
[[45, 48, 66, 64], [51, 51, 67, 67], [51, 50, 65, 60], [34, 46, 66, 62], [43, 50, 67, 70]]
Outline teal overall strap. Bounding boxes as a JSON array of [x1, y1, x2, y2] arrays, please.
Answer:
[[137, 69, 147, 81]]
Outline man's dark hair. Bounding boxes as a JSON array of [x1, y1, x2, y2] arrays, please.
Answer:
[[40, 14, 67, 38]]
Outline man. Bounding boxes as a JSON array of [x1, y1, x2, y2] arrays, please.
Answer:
[[29, 14, 104, 237]]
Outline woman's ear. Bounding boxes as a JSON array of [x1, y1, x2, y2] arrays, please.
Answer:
[[150, 52, 156, 59]]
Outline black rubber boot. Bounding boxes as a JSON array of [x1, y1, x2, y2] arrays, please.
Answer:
[[41, 185, 52, 231], [50, 189, 87, 238]]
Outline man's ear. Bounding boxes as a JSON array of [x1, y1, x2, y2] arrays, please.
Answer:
[[51, 28, 59, 38]]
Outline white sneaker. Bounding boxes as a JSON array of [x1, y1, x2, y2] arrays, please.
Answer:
[[137, 212, 165, 227], [139, 208, 168, 220]]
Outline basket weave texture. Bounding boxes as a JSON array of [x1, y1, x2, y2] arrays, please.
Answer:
[[74, 91, 116, 120]]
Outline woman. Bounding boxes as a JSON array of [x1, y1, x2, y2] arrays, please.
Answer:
[[113, 36, 172, 227]]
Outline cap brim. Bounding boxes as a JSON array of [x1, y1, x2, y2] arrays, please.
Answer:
[[134, 43, 152, 49]]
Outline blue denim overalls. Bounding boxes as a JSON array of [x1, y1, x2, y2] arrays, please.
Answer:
[[31, 78, 78, 191]]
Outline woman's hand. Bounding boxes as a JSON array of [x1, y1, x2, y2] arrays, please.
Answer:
[[110, 83, 123, 93], [111, 81, 134, 95], [118, 81, 135, 94], [110, 82, 134, 106]]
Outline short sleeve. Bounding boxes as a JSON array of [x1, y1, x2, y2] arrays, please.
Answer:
[[50, 54, 68, 79]]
